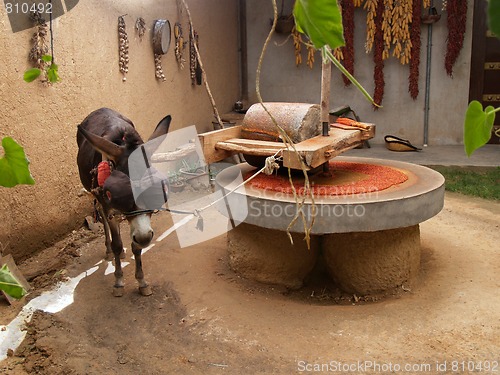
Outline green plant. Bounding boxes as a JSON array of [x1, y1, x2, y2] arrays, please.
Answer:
[[0, 137, 35, 187], [293, 0, 377, 106], [24, 54, 60, 83], [180, 159, 205, 173], [0, 264, 26, 299], [0, 137, 33, 299], [429, 166, 500, 200], [464, 0, 500, 156]]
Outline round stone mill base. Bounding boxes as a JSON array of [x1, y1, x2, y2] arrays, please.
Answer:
[[227, 223, 420, 294], [217, 157, 444, 295]]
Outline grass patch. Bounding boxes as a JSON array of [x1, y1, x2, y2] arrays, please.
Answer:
[[428, 166, 500, 201]]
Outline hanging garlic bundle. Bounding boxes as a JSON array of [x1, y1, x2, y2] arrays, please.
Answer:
[[135, 17, 146, 41], [118, 16, 129, 81], [29, 11, 49, 70], [174, 22, 186, 69], [155, 54, 166, 81]]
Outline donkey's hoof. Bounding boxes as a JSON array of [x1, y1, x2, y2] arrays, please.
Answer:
[[120, 250, 126, 259], [113, 286, 124, 297], [139, 285, 152, 296], [105, 253, 114, 261]]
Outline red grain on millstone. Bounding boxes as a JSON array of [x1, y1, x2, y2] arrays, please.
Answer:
[[245, 161, 408, 196]]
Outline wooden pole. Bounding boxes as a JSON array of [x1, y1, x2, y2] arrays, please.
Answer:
[[321, 47, 332, 137], [320, 47, 332, 174]]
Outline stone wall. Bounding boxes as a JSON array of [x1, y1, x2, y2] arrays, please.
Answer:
[[0, 0, 239, 260]]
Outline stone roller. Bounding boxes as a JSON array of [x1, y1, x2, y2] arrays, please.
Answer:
[[241, 102, 322, 168]]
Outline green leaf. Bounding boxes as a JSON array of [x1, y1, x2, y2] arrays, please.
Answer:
[[23, 68, 41, 83], [488, 0, 500, 38], [0, 137, 35, 187], [293, 0, 345, 50], [41, 54, 53, 63], [47, 63, 60, 83], [0, 264, 26, 299], [464, 101, 495, 157], [323, 47, 379, 107]]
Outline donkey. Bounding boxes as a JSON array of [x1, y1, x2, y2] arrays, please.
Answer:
[[77, 108, 171, 297]]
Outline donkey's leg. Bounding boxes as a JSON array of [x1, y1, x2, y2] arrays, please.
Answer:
[[99, 207, 126, 260], [132, 243, 152, 296], [108, 219, 125, 297], [98, 206, 114, 261]]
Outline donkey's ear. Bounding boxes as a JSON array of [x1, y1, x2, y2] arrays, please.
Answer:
[[148, 115, 172, 141], [78, 125, 124, 160]]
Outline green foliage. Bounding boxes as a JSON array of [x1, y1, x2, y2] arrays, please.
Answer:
[[292, 0, 377, 106], [293, 0, 345, 50], [464, 5, 500, 155], [488, 0, 500, 37], [23, 68, 42, 83], [47, 63, 60, 83], [0, 137, 35, 188], [464, 101, 496, 156], [431, 166, 500, 200], [0, 264, 26, 299], [23, 54, 60, 84]]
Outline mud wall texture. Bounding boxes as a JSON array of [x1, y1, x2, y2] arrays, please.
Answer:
[[246, 0, 473, 145], [0, 0, 239, 260]]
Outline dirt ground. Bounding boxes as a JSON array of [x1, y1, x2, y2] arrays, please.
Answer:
[[0, 192, 499, 374]]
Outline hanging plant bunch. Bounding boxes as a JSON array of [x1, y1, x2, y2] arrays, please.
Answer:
[[118, 16, 129, 80], [373, 0, 385, 109], [154, 54, 166, 81], [189, 27, 202, 85], [135, 17, 146, 41], [174, 22, 186, 69], [445, 0, 467, 76], [28, 11, 49, 71], [306, 45, 315, 69], [364, 0, 378, 53], [408, 0, 422, 99], [391, 0, 412, 64], [381, 0, 392, 60], [340, 0, 355, 86], [292, 27, 303, 66]]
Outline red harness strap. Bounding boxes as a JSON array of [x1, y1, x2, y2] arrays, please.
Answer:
[[97, 161, 112, 187]]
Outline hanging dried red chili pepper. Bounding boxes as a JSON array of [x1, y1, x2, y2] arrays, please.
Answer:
[[445, 0, 467, 76], [340, 0, 354, 86], [373, 0, 385, 109], [408, 0, 421, 99]]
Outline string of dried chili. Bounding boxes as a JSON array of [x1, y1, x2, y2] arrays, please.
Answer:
[[445, 0, 467, 76], [373, 0, 385, 109], [409, 0, 421, 99], [340, 0, 355, 86]]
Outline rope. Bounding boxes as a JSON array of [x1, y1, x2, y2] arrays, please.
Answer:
[[155, 151, 283, 241]]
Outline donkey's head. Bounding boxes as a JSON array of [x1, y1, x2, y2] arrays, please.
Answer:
[[78, 114, 172, 248]]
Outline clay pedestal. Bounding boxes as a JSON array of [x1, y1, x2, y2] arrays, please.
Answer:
[[227, 223, 319, 289], [322, 225, 421, 294]]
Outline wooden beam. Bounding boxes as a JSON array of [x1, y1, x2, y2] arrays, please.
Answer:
[[151, 143, 197, 163], [282, 127, 374, 169], [198, 126, 242, 164], [216, 138, 284, 156]]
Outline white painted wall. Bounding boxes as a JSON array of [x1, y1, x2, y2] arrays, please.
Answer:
[[246, 0, 473, 145]]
